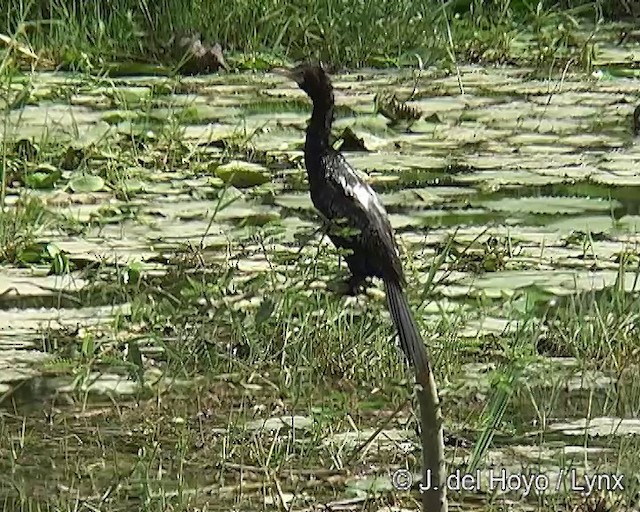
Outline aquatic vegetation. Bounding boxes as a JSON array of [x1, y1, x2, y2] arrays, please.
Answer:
[[2, 28, 640, 511]]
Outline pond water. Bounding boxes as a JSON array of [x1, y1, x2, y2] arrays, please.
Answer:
[[1, 53, 640, 510]]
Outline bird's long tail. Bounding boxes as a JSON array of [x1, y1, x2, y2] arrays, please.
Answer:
[[384, 278, 431, 376], [385, 278, 446, 512]]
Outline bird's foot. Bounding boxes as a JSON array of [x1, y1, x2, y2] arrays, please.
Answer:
[[345, 275, 369, 296], [327, 275, 369, 296]]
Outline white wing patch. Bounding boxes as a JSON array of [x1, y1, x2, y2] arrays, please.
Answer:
[[352, 181, 374, 209], [338, 166, 388, 217], [329, 155, 402, 265], [368, 187, 389, 217]]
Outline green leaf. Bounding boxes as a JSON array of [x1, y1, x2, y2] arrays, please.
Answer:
[[45, 243, 61, 259], [46, 244, 70, 274], [215, 160, 270, 188], [121, 178, 145, 194], [69, 174, 105, 193], [81, 335, 95, 357], [49, 252, 70, 275], [25, 163, 62, 189], [17, 243, 48, 264]]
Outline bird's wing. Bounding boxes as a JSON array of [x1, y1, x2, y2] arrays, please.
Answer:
[[321, 151, 404, 279]]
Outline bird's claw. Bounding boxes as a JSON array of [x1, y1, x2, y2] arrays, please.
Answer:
[[345, 275, 368, 296], [326, 275, 369, 296]]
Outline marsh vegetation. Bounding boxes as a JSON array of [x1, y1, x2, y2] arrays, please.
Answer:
[[2, 1, 640, 511]]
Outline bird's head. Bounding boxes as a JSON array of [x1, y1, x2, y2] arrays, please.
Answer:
[[273, 62, 332, 102]]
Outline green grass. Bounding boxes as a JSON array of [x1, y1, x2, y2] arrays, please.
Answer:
[[2, 235, 640, 510], [0, 195, 51, 264], [0, 0, 629, 70]]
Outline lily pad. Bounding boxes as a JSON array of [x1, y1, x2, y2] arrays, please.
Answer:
[[121, 178, 146, 194], [69, 174, 105, 193], [476, 196, 621, 215], [25, 163, 62, 189], [215, 160, 270, 188]]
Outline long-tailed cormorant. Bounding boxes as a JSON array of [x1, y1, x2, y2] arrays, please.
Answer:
[[274, 63, 430, 373]]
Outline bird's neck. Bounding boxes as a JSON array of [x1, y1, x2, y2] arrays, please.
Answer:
[[305, 94, 334, 154]]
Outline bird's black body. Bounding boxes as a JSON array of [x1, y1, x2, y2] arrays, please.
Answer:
[[277, 63, 429, 371], [308, 150, 405, 291]]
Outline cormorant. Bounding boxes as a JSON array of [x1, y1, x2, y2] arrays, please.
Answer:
[[274, 63, 430, 373]]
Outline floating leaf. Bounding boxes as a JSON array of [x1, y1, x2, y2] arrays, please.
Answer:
[[346, 475, 397, 496], [76, 121, 112, 147], [16, 242, 70, 273], [548, 417, 640, 437], [102, 111, 133, 124], [25, 163, 62, 189], [476, 196, 620, 215], [121, 178, 146, 194], [237, 212, 280, 227], [105, 63, 170, 77], [69, 174, 105, 193], [17, 242, 49, 265], [215, 160, 270, 188]]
